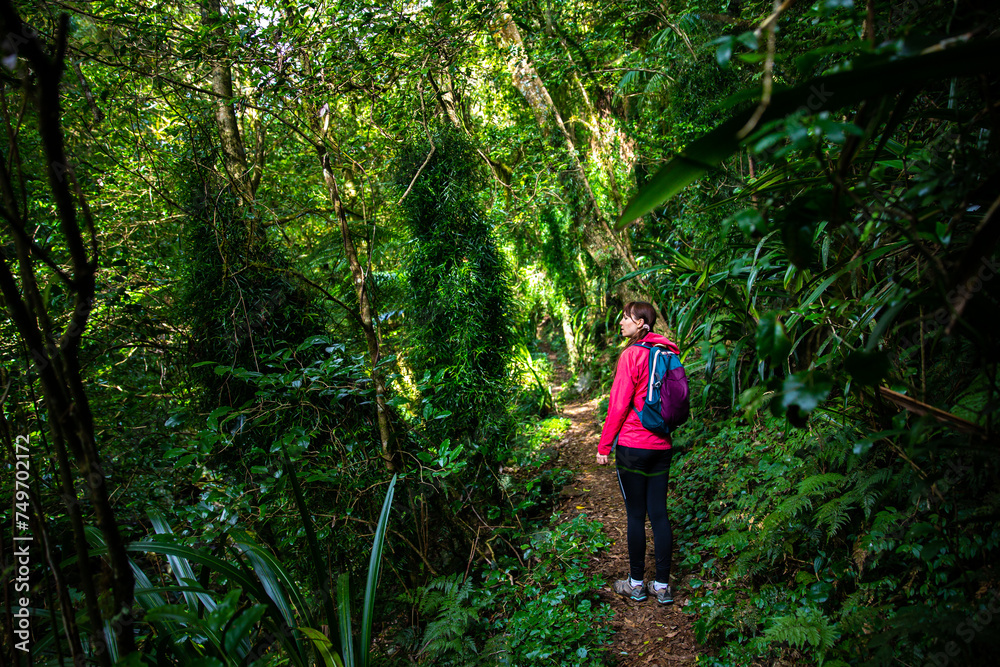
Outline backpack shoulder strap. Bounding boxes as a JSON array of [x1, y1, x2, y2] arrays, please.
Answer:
[[631, 341, 671, 350], [632, 342, 673, 354]]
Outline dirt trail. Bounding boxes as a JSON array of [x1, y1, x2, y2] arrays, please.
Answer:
[[547, 368, 702, 666]]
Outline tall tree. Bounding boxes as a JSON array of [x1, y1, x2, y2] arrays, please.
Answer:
[[201, 0, 260, 204], [0, 4, 135, 661], [491, 4, 642, 297], [398, 128, 516, 505]]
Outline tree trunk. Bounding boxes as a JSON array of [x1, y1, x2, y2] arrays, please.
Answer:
[[556, 298, 581, 369], [540, 7, 626, 214], [278, 0, 397, 473], [201, 0, 253, 204], [491, 5, 662, 319], [319, 150, 397, 472], [0, 4, 135, 659], [492, 10, 639, 272]]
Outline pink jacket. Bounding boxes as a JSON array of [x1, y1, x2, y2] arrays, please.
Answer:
[[598, 333, 679, 455]]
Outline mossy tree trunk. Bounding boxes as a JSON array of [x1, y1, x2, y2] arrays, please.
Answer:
[[397, 131, 517, 560], [491, 4, 664, 325]]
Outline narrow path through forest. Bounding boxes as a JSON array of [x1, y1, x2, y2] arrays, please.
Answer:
[[545, 359, 703, 666]]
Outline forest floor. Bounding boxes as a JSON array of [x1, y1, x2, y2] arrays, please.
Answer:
[[546, 361, 703, 666]]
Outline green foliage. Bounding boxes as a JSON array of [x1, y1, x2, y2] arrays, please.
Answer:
[[162, 335, 383, 571], [8, 1, 1000, 665], [388, 513, 612, 666], [513, 344, 557, 417], [672, 413, 1000, 665], [763, 606, 840, 655], [610, 10, 1000, 664], [177, 123, 321, 410], [503, 417, 574, 515], [488, 514, 614, 666], [619, 37, 1000, 225], [80, 476, 396, 667], [396, 574, 485, 665], [523, 416, 572, 452], [397, 128, 518, 465]]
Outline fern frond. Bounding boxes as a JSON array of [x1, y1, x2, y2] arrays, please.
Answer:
[[803, 525, 825, 549], [713, 529, 750, 555], [616, 70, 648, 96], [734, 549, 769, 578], [815, 613, 840, 650], [408, 573, 483, 663], [763, 494, 812, 531], [644, 73, 671, 97], [651, 26, 678, 49], [765, 615, 816, 649], [764, 607, 841, 652], [855, 467, 892, 492], [481, 635, 511, 666], [815, 495, 857, 539], [853, 467, 893, 519], [798, 472, 845, 496]]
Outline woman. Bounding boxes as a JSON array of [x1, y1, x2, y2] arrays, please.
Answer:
[[596, 301, 678, 604]]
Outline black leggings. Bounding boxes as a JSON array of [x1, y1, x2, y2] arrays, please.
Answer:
[[615, 445, 673, 583]]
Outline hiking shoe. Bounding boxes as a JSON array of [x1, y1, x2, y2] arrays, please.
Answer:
[[612, 578, 647, 601], [646, 581, 674, 605]]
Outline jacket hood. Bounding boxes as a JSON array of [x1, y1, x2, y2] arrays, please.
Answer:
[[639, 332, 680, 354]]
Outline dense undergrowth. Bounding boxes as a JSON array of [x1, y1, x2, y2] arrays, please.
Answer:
[[381, 413, 615, 666], [4, 0, 1000, 666], [669, 411, 1000, 666]]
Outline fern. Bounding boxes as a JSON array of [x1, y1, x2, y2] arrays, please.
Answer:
[[733, 549, 770, 578], [650, 24, 680, 49], [815, 495, 856, 538], [854, 467, 892, 494], [402, 573, 485, 665], [803, 525, 825, 549], [854, 468, 892, 519], [615, 70, 647, 97], [762, 494, 813, 531], [859, 507, 907, 558], [644, 73, 672, 97], [480, 635, 510, 666], [764, 607, 841, 654], [798, 472, 846, 496], [713, 529, 751, 555]]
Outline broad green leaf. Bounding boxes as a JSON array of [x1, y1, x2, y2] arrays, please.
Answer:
[[224, 604, 267, 655], [126, 540, 262, 600], [713, 36, 734, 68], [232, 533, 313, 630], [739, 385, 769, 416], [148, 510, 217, 612], [360, 474, 397, 667], [756, 313, 792, 366], [301, 626, 344, 667], [617, 38, 1000, 226], [337, 573, 355, 667], [781, 370, 834, 414]]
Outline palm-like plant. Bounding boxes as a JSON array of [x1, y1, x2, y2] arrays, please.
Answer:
[[77, 475, 397, 666]]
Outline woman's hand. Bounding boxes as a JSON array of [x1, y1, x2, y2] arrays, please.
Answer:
[[596, 453, 609, 465]]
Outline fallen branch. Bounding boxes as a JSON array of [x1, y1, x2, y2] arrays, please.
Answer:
[[879, 386, 986, 437]]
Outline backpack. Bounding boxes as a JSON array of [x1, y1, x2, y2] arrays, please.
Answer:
[[631, 342, 690, 436]]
